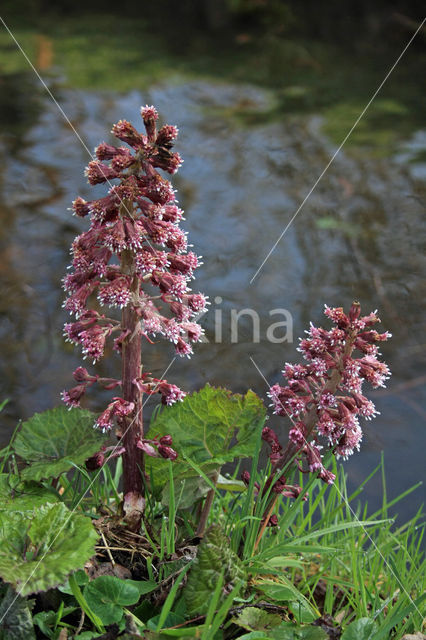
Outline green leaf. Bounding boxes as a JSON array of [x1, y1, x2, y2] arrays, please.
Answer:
[[126, 579, 157, 596], [58, 568, 89, 594], [0, 585, 35, 640], [266, 624, 328, 640], [13, 406, 106, 481], [341, 617, 378, 640], [32, 607, 77, 638], [0, 474, 59, 512], [0, 502, 98, 595], [216, 474, 247, 492], [161, 475, 211, 509], [232, 606, 282, 632], [147, 385, 266, 485], [83, 575, 142, 625], [184, 524, 246, 616], [147, 611, 185, 631], [254, 580, 317, 623]]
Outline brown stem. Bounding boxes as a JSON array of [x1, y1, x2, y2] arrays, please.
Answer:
[[196, 471, 219, 537], [121, 247, 144, 500], [254, 494, 278, 553]]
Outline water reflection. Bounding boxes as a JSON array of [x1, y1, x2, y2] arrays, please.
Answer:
[[0, 73, 424, 521]]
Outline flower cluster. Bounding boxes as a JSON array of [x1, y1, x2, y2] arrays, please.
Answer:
[[266, 302, 391, 485], [136, 434, 178, 461], [62, 106, 206, 432]]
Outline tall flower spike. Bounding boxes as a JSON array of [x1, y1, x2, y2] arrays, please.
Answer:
[[266, 302, 391, 488], [62, 107, 206, 517]]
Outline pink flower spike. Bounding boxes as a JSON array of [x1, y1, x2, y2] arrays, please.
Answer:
[[157, 381, 186, 405], [141, 105, 159, 142], [111, 119, 145, 148], [61, 384, 86, 408], [62, 106, 206, 501], [85, 161, 120, 185], [72, 197, 91, 217], [266, 302, 390, 488]]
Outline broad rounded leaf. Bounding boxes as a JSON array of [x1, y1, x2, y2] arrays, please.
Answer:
[[147, 385, 266, 484], [184, 524, 245, 616], [0, 474, 59, 512], [13, 406, 106, 481], [0, 502, 98, 595], [84, 575, 142, 625], [233, 606, 283, 632], [341, 617, 378, 640]]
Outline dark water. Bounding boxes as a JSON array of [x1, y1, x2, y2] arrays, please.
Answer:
[[0, 32, 425, 525]]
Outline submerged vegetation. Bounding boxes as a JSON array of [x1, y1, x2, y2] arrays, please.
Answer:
[[0, 106, 424, 639]]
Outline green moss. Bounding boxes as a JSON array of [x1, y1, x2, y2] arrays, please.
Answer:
[[0, 14, 424, 153]]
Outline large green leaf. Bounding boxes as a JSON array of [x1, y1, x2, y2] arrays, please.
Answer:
[[0, 585, 35, 640], [146, 385, 266, 483], [184, 524, 245, 616], [0, 502, 98, 595], [0, 474, 59, 512], [13, 406, 106, 481]]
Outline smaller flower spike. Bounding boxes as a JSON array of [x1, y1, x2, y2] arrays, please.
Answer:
[[266, 302, 391, 486], [62, 106, 206, 508]]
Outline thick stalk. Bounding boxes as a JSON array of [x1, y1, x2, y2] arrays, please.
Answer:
[[196, 471, 219, 537], [121, 249, 144, 499]]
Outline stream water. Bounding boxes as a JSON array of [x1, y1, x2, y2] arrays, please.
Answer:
[[0, 30, 425, 523]]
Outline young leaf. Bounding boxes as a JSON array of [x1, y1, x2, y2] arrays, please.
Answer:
[[0, 585, 35, 640], [83, 575, 142, 625], [0, 502, 98, 595], [147, 385, 266, 484], [13, 406, 106, 481], [184, 524, 246, 616]]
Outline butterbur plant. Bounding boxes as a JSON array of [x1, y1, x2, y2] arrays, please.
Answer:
[[62, 106, 206, 518], [260, 302, 391, 512]]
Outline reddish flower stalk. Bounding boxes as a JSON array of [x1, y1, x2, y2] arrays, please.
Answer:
[[260, 302, 391, 506], [62, 106, 206, 507]]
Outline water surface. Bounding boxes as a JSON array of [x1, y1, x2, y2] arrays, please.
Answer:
[[0, 26, 424, 523]]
